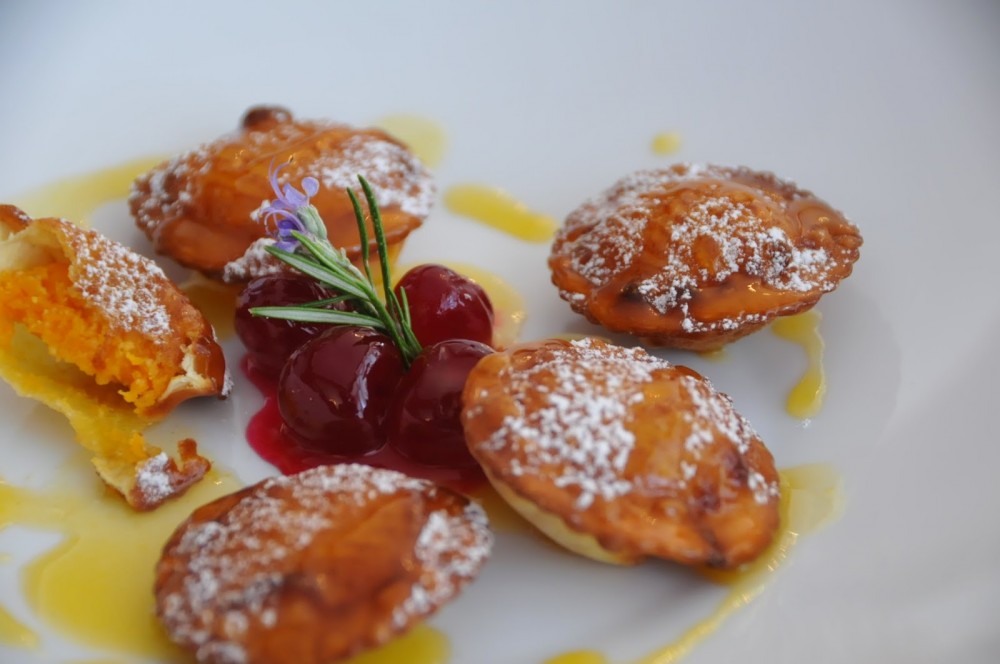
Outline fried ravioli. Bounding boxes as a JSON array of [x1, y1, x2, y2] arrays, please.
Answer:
[[129, 105, 434, 283], [549, 164, 862, 350], [462, 338, 779, 568], [155, 464, 492, 664]]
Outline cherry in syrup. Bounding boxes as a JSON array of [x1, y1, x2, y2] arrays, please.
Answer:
[[395, 264, 494, 348], [235, 272, 337, 377], [387, 339, 493, 467], [245, 357, 486, 491], [277, 326, 404, 455]]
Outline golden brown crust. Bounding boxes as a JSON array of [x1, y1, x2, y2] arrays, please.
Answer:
[[155, 464, 492, 664], [461, 338, 779, 568], [128, 105, 434, 282], [0, 204, 226, 509], [124, 439, 212, 511], [549, 164, 863, 350]]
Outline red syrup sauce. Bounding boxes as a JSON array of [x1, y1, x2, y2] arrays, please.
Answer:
[[242, 355, 487, 494]]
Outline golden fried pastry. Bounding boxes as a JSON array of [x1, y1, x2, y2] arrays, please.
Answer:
[[129, 105, 435, 282], [155, 464, 492, 664], [461, 338, 779, 568], [549, 164, 862, 350], [0, 204, 228, 509]]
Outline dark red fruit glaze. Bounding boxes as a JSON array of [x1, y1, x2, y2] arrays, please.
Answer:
[[387, 339, 492, 467], [277, 326, 404, 455], [395, 264, 494, 348], [245, 356, 486, 491], [239, 263, 499, 492], [235, 273, 338, 378]]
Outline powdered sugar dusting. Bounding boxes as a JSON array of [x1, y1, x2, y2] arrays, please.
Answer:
[[559, 169, 684, 287], [158, 464, 491, 663], [240, 121, 435, 219], [63, 222, 172, 338], [478, 338, 779, 508], [556, 164, 849, 333], [677, 373, 777, 502], [129, 117, 435, 254], [130, 149, 208, 234], [221, 238, 285, 284], [134, 452, 172, 505], [392, 502, 492, 628], [484, 338, 665, 509], [313, 134, 435, 218], [748, 470, 780, 505], [633, 195, 832, 329]]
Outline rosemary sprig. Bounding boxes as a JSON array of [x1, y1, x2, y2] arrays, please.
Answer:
[[249, 171, 423, 365]]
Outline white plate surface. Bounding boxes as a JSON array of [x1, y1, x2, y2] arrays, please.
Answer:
[[1, 2, 999, 663]]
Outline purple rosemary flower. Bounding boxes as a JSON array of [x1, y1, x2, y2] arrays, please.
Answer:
[[257, 162, 324, 252]]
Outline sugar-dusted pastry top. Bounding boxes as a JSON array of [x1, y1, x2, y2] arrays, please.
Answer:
[[0, 204, 228, 509], [128, 105, 435, 282], [549, 164, 863, 350], [462, 337, 779, 568], [155, 464, 492, 664]]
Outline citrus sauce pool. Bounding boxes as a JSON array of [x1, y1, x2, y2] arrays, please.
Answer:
[[10, 156, 167, 224], [0, 472, 239, 661], [443, 184, 558, 242], [0, 604, 37, 650], [179, 276, 239, 341], [375, 114, 556, 243], [375, 115, 448, 169]]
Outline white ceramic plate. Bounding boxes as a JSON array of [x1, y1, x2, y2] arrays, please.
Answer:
[[1, 2, 999, 663]]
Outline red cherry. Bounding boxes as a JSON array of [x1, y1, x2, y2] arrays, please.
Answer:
[[235, 273, 337, 377], [386, 339, 493, 467], [277, 326, 404, 455], [394, 264, 494, 347]]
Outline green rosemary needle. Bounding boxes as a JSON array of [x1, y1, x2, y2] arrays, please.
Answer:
[[249, 170, 423, 365]]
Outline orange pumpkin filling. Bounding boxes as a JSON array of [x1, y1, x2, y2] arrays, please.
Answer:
[[0, 262, 183, 414]]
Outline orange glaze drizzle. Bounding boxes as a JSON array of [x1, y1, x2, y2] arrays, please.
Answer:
[[9, 156, 167, 225], [771, 311, 827, 419], [179, 275, 239, 341], [0, 604, 38, 651], [443, 184, 557, 242], [650, 132, 682, 156], [695, 347, 727, 362], [545, 465, 843, 664], [543, 651, 609, 664], [375, 114, 448, 169]]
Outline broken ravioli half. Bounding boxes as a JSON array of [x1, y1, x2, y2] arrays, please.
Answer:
[[0, 204, 229, 510]]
